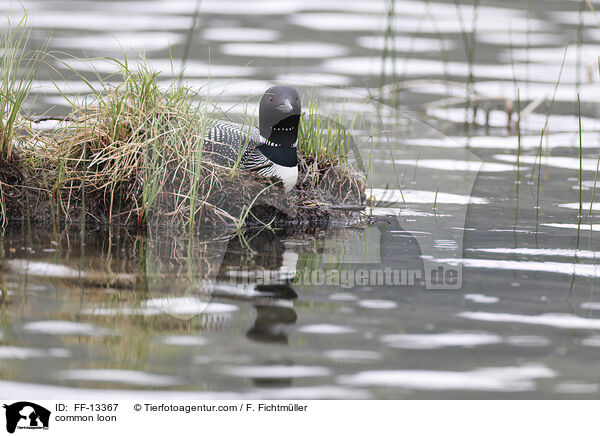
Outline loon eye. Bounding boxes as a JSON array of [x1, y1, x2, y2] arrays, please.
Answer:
[[268, 97, 274, 103]]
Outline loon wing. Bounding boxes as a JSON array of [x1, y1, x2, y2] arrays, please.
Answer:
[[204, 120, 268, 170]]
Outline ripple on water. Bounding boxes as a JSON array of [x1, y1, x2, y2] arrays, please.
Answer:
[[459, 312, 600, 330], [329, 293, 359, 302], [581, 302, 600, 310], [197, 0, 302, 15], [542, 223, 600, 233], [0, 347, 71, 360], [475, 82, 600, 105], [430, 107, 599, 130], [494, 154, 600, 172], [558, 202, 600, 211], [297, 324, 355, 334], [221, 365, 331, 378], [21, 320, 114, 336], [377, 159, 516, 173], [4, 259, 136, 286], [476, 31, 564, 47], [370, 188, 488, 205], [338, 365, 556, 392], [554, 382, 599, 394], [275, 73, 352, 86], [404, 132, 600, 150], [581, 336, 600, 347], [291, 11, 539, 33], [198, 80, 276, 97], [464, 294, 499, 304], [381, 332, 502, 349], [499, 44, 600, 65], [356, 35, 456, 52], [25, 12, 193, 31], [323, 350, 382, 361], [369, 207, 453, 217], [32, 80, 104, 95], [156, 336, 209, 347], [84, 297, 238, 317], [202, 27, 279, 42], [6, 260, 80, 278], [58, 369, 182, 387], [432, 258, 600, 278], [221, 42, 348, 58], [357, 300, 398, 310], [97, 0, 201, 14], [467, 247, 600, 259], [506, 336, 551, 347], [63, 58, 258, 78], [146, 298, 237, 314], [322, 56, 569, 83], [50, 32, 184, 52]]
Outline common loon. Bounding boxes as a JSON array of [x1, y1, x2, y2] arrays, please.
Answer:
[[204, 86, 301, 192]]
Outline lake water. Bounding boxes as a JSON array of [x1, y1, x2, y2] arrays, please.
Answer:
[[1, 0, 600, 399]]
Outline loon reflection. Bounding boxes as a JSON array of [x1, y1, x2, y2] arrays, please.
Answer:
[[246, 286, 298, 344], [211, 233, 299, 344], [211, 281, 298, 344]]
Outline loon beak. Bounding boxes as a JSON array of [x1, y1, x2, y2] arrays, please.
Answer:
[[276, 99, 293, 113]]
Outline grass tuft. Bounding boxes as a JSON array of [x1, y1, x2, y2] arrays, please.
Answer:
[[298, 96, 355, 164], [0, 12, 42, 158], [41, 60, 220, 227]]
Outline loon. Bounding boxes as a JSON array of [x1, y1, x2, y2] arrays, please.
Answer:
[[204, 86, 301, 192]]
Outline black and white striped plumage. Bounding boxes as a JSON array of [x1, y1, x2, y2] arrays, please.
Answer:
[[204, 86, 301, 192]]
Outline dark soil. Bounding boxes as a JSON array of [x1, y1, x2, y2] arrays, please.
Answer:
[[0, 149, 367, 231], [0, 153, 26, 222], [0, 151, 51, 224]]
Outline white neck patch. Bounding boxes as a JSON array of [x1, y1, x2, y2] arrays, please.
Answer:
[[270, 163, 298, 192]]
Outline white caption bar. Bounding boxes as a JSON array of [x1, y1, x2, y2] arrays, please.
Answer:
[[0, 400, 597, 435]]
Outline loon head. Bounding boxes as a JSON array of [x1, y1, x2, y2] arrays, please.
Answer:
[[259, 85, 301, 148]]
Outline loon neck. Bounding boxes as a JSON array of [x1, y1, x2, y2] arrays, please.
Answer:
[[257, 142, 297, 167], [259, 114, 300, 148]]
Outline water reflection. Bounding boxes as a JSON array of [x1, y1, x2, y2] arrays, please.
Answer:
[[246, 299, 298, 344], [2, 0, 600, 399], [216, 235, 300, 345]]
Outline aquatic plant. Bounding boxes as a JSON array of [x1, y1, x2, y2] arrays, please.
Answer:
[[0, 12, 42, 158], [454, 0, 479, 121], [298, 96, 356, 164]]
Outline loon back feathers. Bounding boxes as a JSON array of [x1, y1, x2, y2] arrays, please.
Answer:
[[204, 120, 265, 170]]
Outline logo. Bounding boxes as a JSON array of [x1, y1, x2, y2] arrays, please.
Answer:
[[3, 402, 50, 434]]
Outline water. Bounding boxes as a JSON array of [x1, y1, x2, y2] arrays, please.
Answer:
[[1, 0, 600, 399]]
